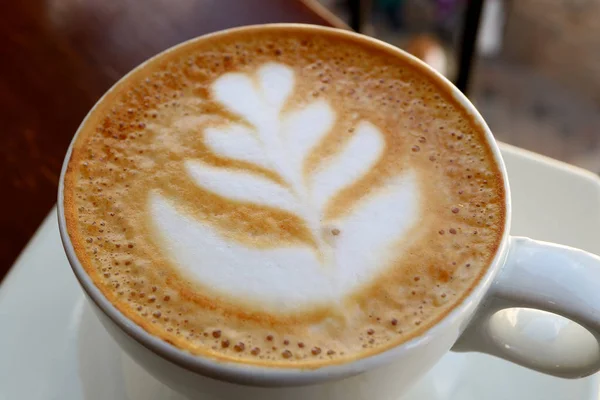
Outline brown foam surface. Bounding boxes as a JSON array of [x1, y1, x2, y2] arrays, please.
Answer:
[[63, 26, 506, 368]]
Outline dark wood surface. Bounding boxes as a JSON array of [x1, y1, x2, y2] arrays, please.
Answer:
[[0, 0, 346, 281]]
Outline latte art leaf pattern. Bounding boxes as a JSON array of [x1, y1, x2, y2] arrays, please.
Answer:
[[149, 63, 420, 311]]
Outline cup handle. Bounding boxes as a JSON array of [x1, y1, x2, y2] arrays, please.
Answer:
[[452, 236, 600, 378]]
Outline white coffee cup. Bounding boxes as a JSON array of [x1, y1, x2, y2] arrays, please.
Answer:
[[57, 24, 600, 400]]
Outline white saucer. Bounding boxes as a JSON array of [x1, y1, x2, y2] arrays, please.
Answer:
[[2, 143, 600, 400]]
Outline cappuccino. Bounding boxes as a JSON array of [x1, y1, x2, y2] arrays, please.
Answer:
[[63, 25, 505, 367]]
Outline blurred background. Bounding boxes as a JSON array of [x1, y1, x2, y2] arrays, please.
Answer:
[[1, 0, 599, 276]]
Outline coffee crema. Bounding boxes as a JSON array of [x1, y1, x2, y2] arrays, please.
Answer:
[[64, 25, 505, 367]]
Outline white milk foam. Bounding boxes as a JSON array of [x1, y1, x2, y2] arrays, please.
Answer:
[[149, 63, 420, 311]]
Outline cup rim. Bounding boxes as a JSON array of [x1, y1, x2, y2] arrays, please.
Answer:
[[57, 23, 512, 387]]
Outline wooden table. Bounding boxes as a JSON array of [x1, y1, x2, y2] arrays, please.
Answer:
[[0, 0, 346, 281]]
